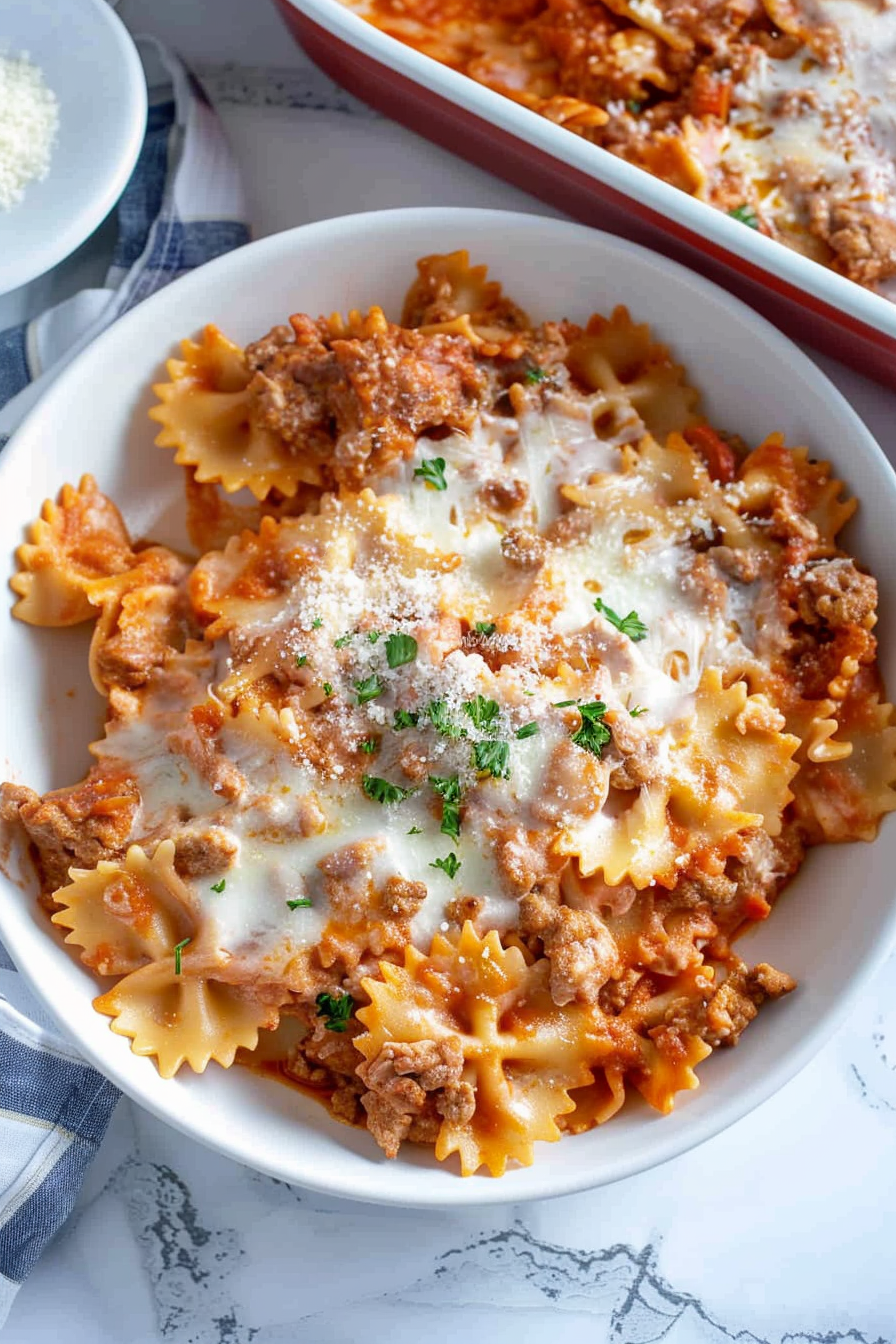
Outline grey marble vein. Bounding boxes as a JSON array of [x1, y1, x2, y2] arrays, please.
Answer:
[[846, 992, 896, 1116], [397, 1225, 891, 1344]]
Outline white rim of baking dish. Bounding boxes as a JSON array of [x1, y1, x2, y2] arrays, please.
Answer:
[[286, 0, 896, 344], [2, 207, 896, 1207]]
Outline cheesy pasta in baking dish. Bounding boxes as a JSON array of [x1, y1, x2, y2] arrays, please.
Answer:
[[345, 0, 896, 293], [4, 251, 895, 1176]]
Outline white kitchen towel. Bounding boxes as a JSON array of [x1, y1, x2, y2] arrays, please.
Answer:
[[0, 38, 248, 1328]]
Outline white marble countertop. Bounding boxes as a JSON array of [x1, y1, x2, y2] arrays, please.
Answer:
[[3, 1, 896, 1339]]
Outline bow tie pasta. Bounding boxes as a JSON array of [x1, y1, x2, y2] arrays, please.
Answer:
[[4, 250, 893, 1175]]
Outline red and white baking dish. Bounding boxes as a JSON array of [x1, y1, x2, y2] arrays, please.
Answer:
[[276, 0, 896, 387]]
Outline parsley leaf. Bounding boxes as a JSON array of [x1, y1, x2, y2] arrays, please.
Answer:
[[728, 204, 760, 229], [355, 675, 384, 705], [414, 456, 448, 491], [367, 630, 381, 643], [362, 774, 415, 805], [294, 654, 307, 668], [311, 617, 323, 629], [322, 682, 333, 697], [429, 774, 462, 842], [525, 366, 548, 384], [393, 709, 419, 730], [430, 853, 461, 879], [472, 740, 510, 779], [358, 737, 379, 754], [463, 694, 500, 735], [173, 937, 190, 975], [210, 879, 226, 894], [334, 632, 353, 649], [316, 991, 354, 1033], [571, 701, 611, 757], [515, 722, 539, 740], [593, 596, 648, 642], [475, 621, 496, 636], [629, 705, 647, 717], [286, 897, 312, 910], [385, 632, 418, 669], [407, 825, 423, 835], [426, 699, 466, 739]]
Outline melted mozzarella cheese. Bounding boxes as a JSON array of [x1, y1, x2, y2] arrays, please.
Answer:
[[113, 404, 772, 957], [727, 9, 896, 231]]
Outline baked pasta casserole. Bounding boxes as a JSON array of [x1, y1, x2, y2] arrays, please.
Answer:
[[345, 0, 896, 293], [3, 251, 894, 1176]]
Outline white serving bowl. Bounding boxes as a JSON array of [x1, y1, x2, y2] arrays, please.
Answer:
[[1, 208, 895, 1207]]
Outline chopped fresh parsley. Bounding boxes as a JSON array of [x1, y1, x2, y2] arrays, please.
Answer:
[[311, 617, 323, 629], [474, 621, 496, 636], [210, 879, 226, 894], [316, 991, 354, 1033], [515, 722, 539, 740], [322, 681, 333, 697], [472, 739, 510, 779], [426, 698, 466, 739], [173, 937, 190, 976], [407, 825, 423, 835], [393, 709, 420, 730], [429, 774, 462, 842], [414, 456, 448, 491], [358, 737, 379, 754], [626, 99, 642, 113], [362, 774, 415, 805], [334, 632, 353, 649], [355, 675, 384, 705], [286, 897, 312, 910], [463, 694, 500, 735], [525, 366, 548, 385], [571, 700, 612, 757], [593, 596, 648, 642], [367, 630, 381, 643], [728, 204, 760, 229], [294, 654, 307, 668], [430, 853, 461, 879], [629, 705, 647, 717], [385, 632, 418, 669], [554, 699, 577, 708]]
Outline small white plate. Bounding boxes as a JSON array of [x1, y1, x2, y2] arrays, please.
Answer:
[[0, 0, 146, 296], [2, 209, 896, 1207]]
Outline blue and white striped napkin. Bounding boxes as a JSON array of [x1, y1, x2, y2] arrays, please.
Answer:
[[0, 38, 248, 1327]]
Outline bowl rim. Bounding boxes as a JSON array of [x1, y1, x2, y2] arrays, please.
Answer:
[[2, 205, 896, 1207], [0, 0, 147, 296]]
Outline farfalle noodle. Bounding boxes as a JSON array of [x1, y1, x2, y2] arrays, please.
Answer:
[[356, 924, 604, 1176], [51, 840, 196, 976], [150, 325, 325, 500], [3, 250, 892, 1177], [11, 475, 135, 626], [94, 959, 282, 1078]]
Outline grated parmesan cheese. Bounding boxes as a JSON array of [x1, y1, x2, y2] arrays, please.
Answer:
[[0, 52, 59, 211]]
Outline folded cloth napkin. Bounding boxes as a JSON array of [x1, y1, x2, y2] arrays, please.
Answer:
[[0, 38, 248, 1327]]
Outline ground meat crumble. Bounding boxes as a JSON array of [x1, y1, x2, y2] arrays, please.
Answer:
[[357, 1037, 475, 1158], [246, 316, 486, 489]]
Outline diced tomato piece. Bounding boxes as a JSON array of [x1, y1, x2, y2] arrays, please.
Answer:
[[686, 425, 738, 484], [690, 71, 731, 122]]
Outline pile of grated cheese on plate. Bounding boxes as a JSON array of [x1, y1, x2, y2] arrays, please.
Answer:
[[0, 52, 59, 212]]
